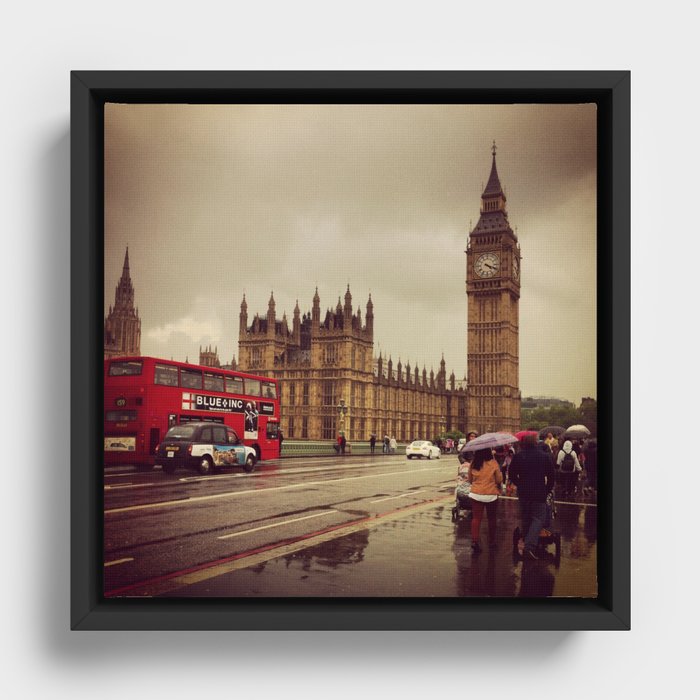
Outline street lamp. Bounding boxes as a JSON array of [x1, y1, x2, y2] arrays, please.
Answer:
[[337, 398, 348, 436]]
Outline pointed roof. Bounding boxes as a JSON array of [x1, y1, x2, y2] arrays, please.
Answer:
[[121, 246, 130, 278], [482, 141, 504, 198]]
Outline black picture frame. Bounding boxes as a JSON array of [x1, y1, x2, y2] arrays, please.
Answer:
[[71, 70, 630, 631]]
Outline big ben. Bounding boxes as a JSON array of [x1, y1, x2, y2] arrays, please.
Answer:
[[466, 143, 521, 433]]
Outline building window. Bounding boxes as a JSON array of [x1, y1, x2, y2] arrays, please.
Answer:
[[322, 415, 335, 439], [302, 417, 308, 438], [302, 382, 309, 405], [288, 382, 296, 406], [322, 380, 336, 406], [251, 347, 262, 368], [323, 344, 338, 365], [288, 416, 295, 438]]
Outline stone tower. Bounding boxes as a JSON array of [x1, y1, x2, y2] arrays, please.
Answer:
[[104, 247, 141, 358], [466, 143, 521, 432]]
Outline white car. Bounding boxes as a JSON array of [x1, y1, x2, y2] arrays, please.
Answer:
[[406, 440, 441, 460]]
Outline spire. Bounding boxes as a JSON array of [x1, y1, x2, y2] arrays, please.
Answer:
[[482, 141, 504, 197], [121, 246, 130, 280]]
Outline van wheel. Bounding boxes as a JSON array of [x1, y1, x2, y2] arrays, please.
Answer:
[[197, 456, 213, 475], [244, 454, 256, 473]]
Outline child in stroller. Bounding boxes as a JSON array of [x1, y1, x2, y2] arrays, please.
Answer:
[[451, 453, 473, 522]]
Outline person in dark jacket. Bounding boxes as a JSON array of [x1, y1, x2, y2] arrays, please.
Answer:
[[509, 434, 555, 560]]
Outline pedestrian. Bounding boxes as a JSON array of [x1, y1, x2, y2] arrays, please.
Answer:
[[369, 433, 376, 454], [556, 440, 582, 498], [335, 434, 342, 455], [389, 436, 397, 454], [340, 432, 347, 455], [278, 428, 284, 453], [585, 439, 597, 494], [383, 435, 390, 454], [466, 447, 503, 554], [509, 434, 555, 561], [544, 432, 556, 453]]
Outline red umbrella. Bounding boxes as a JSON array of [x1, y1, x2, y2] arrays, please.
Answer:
[[515, 430, 539, 441]]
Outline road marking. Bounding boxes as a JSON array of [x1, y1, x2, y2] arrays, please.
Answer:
[[105, 483, 157, 490], [105, 495, 454, 597], [371, 490, 426, 503], [104, 557, 134, 567], [217, 510, 338, 540], [105, 465, 450, 515]]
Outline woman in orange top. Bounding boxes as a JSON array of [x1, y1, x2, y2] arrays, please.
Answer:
[[467, 447, 504, 553]]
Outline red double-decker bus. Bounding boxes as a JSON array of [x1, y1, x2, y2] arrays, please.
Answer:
[[104, 356, 280, 469]]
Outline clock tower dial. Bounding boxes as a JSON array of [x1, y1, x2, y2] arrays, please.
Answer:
[[474, 252, 500, 278], [465, 143, 521, 434]]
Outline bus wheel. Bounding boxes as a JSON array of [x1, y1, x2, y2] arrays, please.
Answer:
[[244, 454, 256, 473], [197, 456, 213, 475]]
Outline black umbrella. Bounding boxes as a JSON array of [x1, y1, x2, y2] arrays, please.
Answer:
[[538, 425, 566, 440]]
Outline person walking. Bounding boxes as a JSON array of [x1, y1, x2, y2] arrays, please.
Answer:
[[467, 447, 503, 554], [509, 434, 555, 561], [278, 429, 284, 454], [389, 436, 397, 454], [383, 435, 390, 454], [369, 434, 376, 454], [555, 439, 582, 498], [340, 432, 347, 455]]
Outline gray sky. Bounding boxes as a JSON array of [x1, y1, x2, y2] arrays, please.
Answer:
[[105, 103, 596, 405]]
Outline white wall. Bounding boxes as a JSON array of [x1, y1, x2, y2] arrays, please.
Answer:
[[1, 1, 693, 697]]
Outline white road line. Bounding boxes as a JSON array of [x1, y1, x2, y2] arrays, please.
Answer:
[[371, 490, 427, 503], [105, 483, 158, 490], [217, 510, 338, 540], [105, 465, 449, 515], [104, 557, 134, 567]]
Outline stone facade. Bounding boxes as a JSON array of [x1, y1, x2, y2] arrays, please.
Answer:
[[104, 247, 141, 358], [237, 288, 469, 441]]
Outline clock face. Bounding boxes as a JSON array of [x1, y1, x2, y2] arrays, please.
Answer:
[[512, 256, 519, 280], [474, 252, 500, 278]]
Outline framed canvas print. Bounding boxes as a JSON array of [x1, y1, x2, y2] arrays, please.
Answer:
[[71, 71, 630, 630]]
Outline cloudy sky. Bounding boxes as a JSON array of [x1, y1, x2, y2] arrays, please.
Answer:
[[105, 103, 596, 404]]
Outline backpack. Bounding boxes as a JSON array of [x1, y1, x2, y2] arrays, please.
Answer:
[[560, 451, 576, 472]]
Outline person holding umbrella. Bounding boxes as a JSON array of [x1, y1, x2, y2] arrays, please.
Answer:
[[460, 433, 517, 553], [509, 433, 556, 561]]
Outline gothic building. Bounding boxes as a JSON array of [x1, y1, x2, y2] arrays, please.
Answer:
[[237, 145, 521, 439], [466, 143, 521, 432], [104, 247, 141, 358], [237, 288, 469, 441]]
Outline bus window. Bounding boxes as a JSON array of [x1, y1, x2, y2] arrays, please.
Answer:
[[180, 368, 202, 389], [108, 360, 143, 376], [155, 363, 179, 386], [266, 422, 279, 440], [204, 373, 225, 392], [245, 378, 261, 397], [225, 376, 244, 395], [262, 381, 277, 399]]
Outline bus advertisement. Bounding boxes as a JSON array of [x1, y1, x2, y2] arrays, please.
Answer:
[[104, 356, 281, 468]]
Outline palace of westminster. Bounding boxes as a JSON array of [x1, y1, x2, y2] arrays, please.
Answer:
[[105, 146, 522, 440]]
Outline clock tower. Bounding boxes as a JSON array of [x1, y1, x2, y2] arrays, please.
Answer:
[[466, 143, 521, 432]]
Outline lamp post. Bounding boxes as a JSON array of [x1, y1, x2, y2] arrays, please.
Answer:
[[337, 398, 348, 437]]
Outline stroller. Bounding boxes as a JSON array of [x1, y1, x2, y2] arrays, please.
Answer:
[[512, 489, 562, 566], [451, 456, 473, 522]]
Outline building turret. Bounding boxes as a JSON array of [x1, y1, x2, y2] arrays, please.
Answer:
[[293, 300, 301, 344], [366, 294, 374, 337], [344, 284, 353, 326], [377, 352, 383, 380], [267, 292, 276, 338], [450, 371, 456, 391], [422, 366, 428, 388], [312, 287, 320, 331], [387, 356, 393, 383], [240, 294, 248, 335], [397, 358, 403, 384], [429, 367, 435, 389]]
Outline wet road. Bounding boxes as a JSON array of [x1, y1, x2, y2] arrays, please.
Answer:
[[104, 454, 597, 598]]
